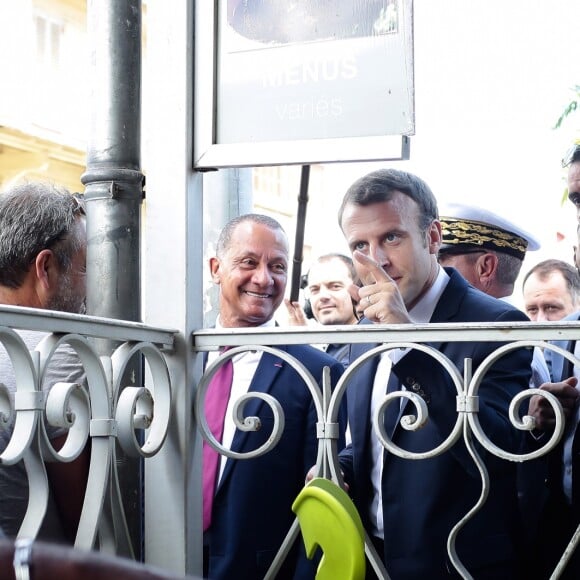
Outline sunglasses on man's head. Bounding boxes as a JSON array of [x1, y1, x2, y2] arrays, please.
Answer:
[[562, 143, 580, 168]]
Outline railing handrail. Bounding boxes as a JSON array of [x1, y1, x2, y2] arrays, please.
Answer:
[[0, 305, 177, 349], [193, 319, 580, 350]]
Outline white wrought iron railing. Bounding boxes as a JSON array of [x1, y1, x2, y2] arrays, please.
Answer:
[[0, 305, 175, 556], [2, 308, 580, 579], [193, 321, 580, 580]]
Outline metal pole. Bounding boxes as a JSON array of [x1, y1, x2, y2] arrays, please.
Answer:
[[290, 165, 310, 302], [82, 0, 143, 329], [81, 0, 144, 559]]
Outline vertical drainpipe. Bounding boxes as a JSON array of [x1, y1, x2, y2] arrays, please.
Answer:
[[81, 0, 144, 558]]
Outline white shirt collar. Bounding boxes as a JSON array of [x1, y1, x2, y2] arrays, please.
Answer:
[[408, 266, 450, 323], [215, 317, 276, 330]]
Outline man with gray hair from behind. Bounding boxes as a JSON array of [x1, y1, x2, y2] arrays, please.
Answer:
[[0, 182, 86, 314], [0, 181, 89, 543]]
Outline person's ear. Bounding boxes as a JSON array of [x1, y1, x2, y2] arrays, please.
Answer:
[[33, 249, 57, 307], [427, 220, 442, 254], [209, 256, 221, 284], [476, 253, 498, 280], [34, 249, 55, 291]]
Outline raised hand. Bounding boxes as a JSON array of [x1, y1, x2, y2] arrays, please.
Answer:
[[283, 298, 308, 326], [528, 376, 579, 432], [351, 250, 412, 324]]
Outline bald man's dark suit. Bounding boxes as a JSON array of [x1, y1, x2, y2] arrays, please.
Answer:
[[204, 344, 345, 580]]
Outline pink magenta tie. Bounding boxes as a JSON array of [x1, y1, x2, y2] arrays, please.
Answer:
[[202, 353, 234, 531]]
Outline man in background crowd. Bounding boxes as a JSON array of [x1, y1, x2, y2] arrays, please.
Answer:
[[285, 253, 360, 367], [528, 144, 580, 579], [522, 259, 580, 321], [438, 202, 550, 387]]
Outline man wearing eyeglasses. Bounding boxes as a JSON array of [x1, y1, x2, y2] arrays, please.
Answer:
[[527, 143, 580, 579]]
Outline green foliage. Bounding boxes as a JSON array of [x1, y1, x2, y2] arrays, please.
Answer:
[[553, 86, 580, 205], [553, 85, 580, 129]]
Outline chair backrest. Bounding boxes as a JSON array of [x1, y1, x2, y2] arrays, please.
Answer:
[[292, 477, 366, 580], [1, 539, 198, 580]]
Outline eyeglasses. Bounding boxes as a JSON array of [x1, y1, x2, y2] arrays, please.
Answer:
[[70, 193, 86, 216], [562, 143, 580, 168]]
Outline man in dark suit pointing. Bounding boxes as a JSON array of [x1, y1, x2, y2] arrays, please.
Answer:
[[337, 169, 532, 579]]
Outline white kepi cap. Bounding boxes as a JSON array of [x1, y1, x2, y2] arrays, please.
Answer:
[[438, 202, 541, 260]]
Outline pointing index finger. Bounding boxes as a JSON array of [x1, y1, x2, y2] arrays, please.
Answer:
[[353, 250, 394, 284]]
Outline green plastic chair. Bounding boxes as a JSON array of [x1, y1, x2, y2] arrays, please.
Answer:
[[292, 477, 366, 580]]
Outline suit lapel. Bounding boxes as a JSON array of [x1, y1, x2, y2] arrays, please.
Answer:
[[350, 348, 377, 452], [565, 342, 576, 378], [384, 371, 404, 438], [548, 314, 580, 380], [429, 268, 466, 324], [348, 320, 380, 453]]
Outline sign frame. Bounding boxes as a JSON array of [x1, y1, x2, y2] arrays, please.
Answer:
[[194, 1, 414, 170]]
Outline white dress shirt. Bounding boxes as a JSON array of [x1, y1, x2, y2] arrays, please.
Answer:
[[208, 317, 275, 483]]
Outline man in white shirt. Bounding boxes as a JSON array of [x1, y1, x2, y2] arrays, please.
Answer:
[[522, 259, 580, 322]]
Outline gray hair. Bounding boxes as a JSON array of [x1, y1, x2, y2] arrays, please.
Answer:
[[216, 213, 286, 257], [446, 250, 523, 286], [495, 252, 524, 286], [0, 182, 86, 289]]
